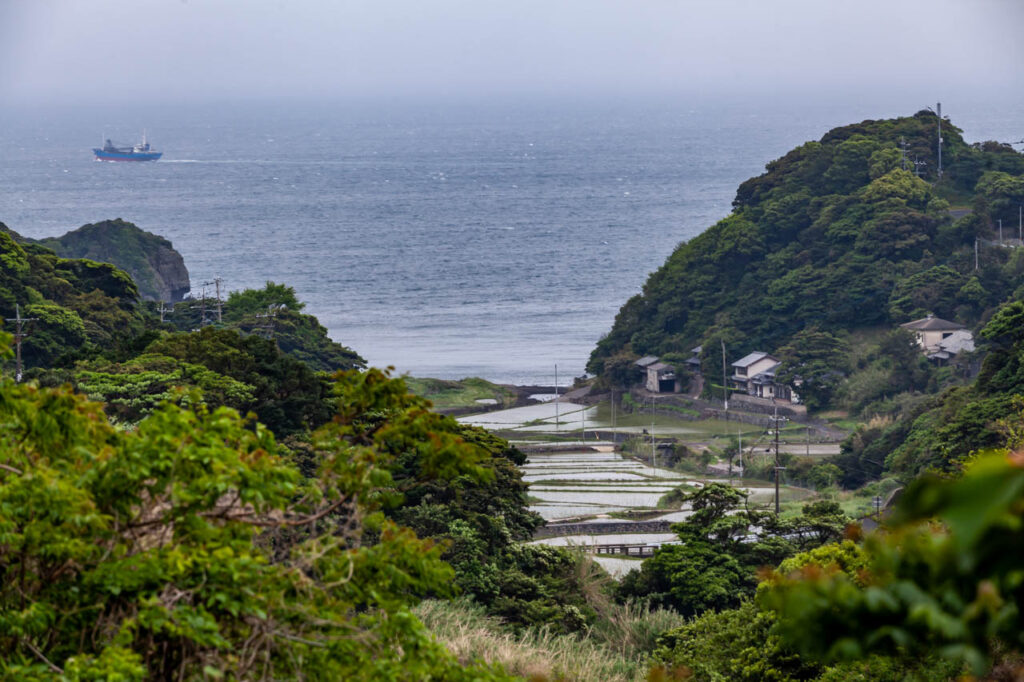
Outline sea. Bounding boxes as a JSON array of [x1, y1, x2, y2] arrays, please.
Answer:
[[1, 94, 1021, 385]]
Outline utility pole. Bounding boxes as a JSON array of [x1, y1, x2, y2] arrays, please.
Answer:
[[721, 340, 728, 410], [554, 364, 559, 433], [202, 277, 224, 323], [975, 237, 980, 271], [650, 397, 656, 471], [610, 389, 616, 442], [158, 301, 172, 324], [254, 304, 281, 340], [5, 304, 37, 382], [191, 286, 210, 328], [769, 406, 787, 516], [899, 136, 910, 170], [936, 102, 942, 179], [999, 219, 1004, 246], [736, 429, 742, 482]]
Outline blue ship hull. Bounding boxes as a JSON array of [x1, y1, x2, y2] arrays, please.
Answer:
[[93, 148, 162, 162]]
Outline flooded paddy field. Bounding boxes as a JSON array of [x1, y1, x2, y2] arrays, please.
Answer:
[[459, 400, 836, 572], [522, 449, 690, 521]]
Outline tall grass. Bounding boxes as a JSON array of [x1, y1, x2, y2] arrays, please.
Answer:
[[416, 598, 647, 681], [417, 555, 687, 681]]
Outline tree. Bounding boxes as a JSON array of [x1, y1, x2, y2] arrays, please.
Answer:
[[145, 327, 334, 435], [618, 484, 849, 614], [775, 329, 850, 411]]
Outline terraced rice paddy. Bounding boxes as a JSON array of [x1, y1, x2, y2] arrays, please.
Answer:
[[522, 449, 687, 521], [459, 401, 831, 578]]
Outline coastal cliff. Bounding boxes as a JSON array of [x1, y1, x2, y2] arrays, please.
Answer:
[[26, 219, 190, 302]]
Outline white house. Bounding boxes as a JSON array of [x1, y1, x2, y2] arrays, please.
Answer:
[[730, 351, 797, 402], [900, 315, 974, 364], [899, 314, 970, 352]]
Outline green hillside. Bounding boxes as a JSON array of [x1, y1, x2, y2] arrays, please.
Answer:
[[588, 111, 1024, 394]]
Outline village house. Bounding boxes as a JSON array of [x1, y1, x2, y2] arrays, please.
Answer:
[[900, 314, 974, 363], [730, 351, 797, 403]]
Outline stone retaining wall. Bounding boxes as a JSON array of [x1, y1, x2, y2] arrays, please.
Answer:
[[533, 520, 673, 539]]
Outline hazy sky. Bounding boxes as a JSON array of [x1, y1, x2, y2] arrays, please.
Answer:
[[2, 0, 1023, 104]]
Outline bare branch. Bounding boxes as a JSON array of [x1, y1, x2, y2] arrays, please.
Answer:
[[21, 638, 63, 674]]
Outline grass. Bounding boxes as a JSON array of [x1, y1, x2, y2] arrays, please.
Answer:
[[416, 558, 687, 682], [404, 376, 515, 410], [416, 598, 651, 681], [607, 509, 671, 521]]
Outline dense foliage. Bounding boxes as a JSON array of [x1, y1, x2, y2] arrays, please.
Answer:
[[0, 228, 145, 369], [0, 353, 515, 680], [763, 428, 1024, 677], [161, 281, 365, 373], [653, 542, 962, 681]]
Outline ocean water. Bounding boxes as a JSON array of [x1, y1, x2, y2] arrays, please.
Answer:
[[0, 96, 1021, 384]]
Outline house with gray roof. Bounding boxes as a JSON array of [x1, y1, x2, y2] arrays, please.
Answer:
[[730, 351, 798, 403], [900, 314, 974, 363], [900, 314, 969, 352]]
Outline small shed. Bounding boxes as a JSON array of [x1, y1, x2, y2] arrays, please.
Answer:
[[646, 362, 680, 393]]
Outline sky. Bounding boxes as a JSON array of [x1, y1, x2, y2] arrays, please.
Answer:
[[2, 0, 1023, 104]]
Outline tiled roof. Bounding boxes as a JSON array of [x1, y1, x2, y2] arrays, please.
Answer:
[[732, 351, 777, 368]]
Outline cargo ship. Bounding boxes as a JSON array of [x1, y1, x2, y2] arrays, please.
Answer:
[[93, 133, 162, 162]]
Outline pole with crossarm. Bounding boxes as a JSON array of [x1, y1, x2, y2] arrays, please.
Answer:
[[5, 304, 38, 382]]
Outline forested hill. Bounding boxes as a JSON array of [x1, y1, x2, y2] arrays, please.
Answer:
[[588, 110, 1024, 384], [4, 219, 191, 302]]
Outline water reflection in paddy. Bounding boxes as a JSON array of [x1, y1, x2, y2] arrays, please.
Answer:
[[523, 449, 693, 521]]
